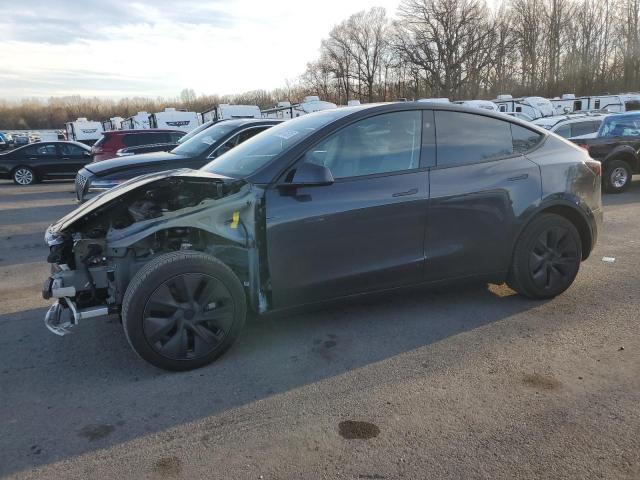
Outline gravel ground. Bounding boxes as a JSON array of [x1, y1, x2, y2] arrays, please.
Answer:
[[0, 178, 638, 480]]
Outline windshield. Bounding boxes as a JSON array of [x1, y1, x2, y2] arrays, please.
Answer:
[[171, 122, 237, 156], [598, 114, 640, 137], [202, 109, 350, 177], [177, 121, 213, 144]]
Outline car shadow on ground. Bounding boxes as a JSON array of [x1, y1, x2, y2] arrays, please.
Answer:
[[0, 282, 543, 476]]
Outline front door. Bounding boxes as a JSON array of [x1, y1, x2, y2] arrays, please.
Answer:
[[59, 143, 91, 175], [264, 110, 429, 308]]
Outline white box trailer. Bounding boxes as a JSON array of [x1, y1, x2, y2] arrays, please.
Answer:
[[65, 118, 103, 146], [102, 117, 124, 131], [121, 112, 151, 130], [149, 108, 199, 132], [200, 104, 262, 124], [550, 93, 640, 114], [492, 95, 554, 119], [262, 96, 337, 119]]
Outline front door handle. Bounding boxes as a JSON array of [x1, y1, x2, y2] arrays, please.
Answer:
[[392, 188, 418, 197], [507, 173, 529, 181]]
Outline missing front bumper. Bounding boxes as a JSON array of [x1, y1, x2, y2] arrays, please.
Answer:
[[44, 298, 109, 336]]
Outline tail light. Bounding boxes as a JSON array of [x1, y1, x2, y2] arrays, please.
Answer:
[[585, 159, 602, 177], [91, 145, 103, 155]]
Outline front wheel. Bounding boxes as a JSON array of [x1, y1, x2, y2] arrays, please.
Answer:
[[122, 251, 247, 371], [13, 166, 36, 185], [507, 214, 582, 299], [603, 159, 632, 193]]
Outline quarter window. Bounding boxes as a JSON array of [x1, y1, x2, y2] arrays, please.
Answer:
[[511, 124, 543, 153], [301, 111, 422, 179], [435, 111, 513, 166]]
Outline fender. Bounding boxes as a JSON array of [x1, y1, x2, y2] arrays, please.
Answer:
[[510, 193, 598, 261], [604, 144, 639, 167]]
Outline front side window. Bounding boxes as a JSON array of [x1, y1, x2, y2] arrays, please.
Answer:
[[203, 109, 350, 177], [61, 144, 86, 156], [435, 111, 513, 166], [300, 111, 422, 179]]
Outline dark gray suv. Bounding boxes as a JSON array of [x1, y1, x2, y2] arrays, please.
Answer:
[[42, 103, 603, 370]]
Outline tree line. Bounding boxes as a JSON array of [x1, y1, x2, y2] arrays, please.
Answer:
[[2, 0, 639, 130]]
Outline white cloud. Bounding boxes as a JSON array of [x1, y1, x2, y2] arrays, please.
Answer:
[[0, 0, 401, 99]]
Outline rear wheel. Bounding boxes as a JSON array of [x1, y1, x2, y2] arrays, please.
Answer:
[[508, 214, 582, 299], [603, 159, 632, 193], [122, 251, 246, 371], [13, 167, 36, 185]]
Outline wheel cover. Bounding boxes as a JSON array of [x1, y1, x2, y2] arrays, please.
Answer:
[[142, 273, 234, 361], [528, 226, 579, 291], [14, 168, 33, 185], [611, 167, 628, 188]]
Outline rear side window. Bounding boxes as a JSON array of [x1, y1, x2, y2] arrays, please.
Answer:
[[123, 133, 163, 147], [511, 124, 543, 153], [435, 111, 513, 166], [571, 121, 597, 137]]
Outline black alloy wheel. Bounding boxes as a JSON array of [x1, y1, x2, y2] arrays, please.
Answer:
[[122, 251, 246, 371], [142, 273, 234, 361], [508, 213, 582, 299]]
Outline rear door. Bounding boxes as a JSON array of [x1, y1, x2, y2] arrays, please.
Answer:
[[264, 110, 429, 308], [23, 143, 61, 177], [425, 111, 543, 281]]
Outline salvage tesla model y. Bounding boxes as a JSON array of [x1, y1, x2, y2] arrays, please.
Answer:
[[42, 103, 603, 370]]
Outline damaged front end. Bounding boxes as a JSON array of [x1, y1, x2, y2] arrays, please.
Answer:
[[42, 168, 267, 335]]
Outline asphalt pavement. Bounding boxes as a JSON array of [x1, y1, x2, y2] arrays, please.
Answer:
[[0, 179, 638, 479]]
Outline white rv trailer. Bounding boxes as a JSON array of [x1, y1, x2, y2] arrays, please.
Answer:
[[200, 104, 262, 124], [101, 117, 124, 131], [454, 99, 500, 111], [65, 118, 103, 146], [262, 96, 337, 119], [121, 112, 151, 130], [149, 108, 200, 132], [550, 93, 640, 114], [492, 95, 554, 119]]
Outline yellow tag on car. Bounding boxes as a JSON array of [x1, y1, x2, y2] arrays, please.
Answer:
[[231, 211, 240, 229]]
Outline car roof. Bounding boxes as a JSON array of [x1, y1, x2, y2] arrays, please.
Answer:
[[215, 118, 283, 127]]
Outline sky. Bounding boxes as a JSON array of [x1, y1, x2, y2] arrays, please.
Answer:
[[0, 0, 401, 100]]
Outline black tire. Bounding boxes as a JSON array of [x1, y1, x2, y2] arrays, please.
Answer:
[[507, 214, 582, 299], [603, 159, 632, 194], [122, 251, 246, 371], [12, 166, 36, 185]]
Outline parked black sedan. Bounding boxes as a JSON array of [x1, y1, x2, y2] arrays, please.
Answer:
[[75, 118, 281, 201], [0, 141, 91, 185]]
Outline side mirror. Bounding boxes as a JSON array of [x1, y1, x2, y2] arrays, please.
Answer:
[[281, 162, 334, 188], [83, 151, 91, 157]]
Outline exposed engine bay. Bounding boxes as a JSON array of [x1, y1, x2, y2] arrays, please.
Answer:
[[42, 171, 268, 335]]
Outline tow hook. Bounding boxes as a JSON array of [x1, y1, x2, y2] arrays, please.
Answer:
[[44, 297, 108, 336]]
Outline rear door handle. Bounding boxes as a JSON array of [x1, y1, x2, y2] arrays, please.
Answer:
[[392, 188, 418, 197]]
